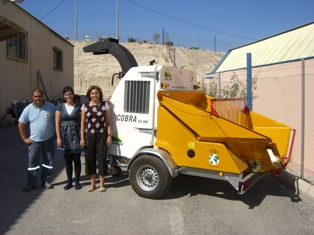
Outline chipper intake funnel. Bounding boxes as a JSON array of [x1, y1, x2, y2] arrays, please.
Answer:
[[156, 90, 291, 174]]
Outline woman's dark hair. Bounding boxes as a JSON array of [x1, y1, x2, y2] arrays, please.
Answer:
[[86, 85, 103, 102], [62, 86, 79, 103], [63, 86, 74, 95]]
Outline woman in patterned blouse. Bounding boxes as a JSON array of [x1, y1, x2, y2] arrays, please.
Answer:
[[80, 85, 112, 192]]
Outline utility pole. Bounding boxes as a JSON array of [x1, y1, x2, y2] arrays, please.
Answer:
[[214, 35, 216, 52], [75, 0, 78, 40], [116, 0, 119, 40]]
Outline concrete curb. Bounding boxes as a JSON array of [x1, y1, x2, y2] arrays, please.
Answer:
[[277, 170, 314, 199]]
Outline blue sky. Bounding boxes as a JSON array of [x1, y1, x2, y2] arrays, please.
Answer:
[[17, 0, 314, 52]]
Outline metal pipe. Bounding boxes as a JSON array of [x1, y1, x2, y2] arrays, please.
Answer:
[[218, 73, 221, 98], [301, 58, 305, 179], [173, 48, 176, 67], [246, 53, 252, 110]]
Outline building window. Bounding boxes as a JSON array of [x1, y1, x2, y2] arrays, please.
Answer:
[[124, 81, 150, 113], [6, 34, 28, 62], [53, 47, 63, 71]]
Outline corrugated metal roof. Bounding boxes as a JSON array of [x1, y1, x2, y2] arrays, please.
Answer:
[[213, 22, 314, 73]]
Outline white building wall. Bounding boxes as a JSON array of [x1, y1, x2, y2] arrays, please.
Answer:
[[0, 2, 74, 117]]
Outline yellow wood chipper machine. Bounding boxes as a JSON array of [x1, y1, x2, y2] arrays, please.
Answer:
[[83, 38, 295, 199]]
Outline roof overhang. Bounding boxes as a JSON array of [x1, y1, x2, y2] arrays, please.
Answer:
[[0, 15, 26, 41]]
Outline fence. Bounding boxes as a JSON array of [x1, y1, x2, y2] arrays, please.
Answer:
[[68, 28, 250, 53], [204, 58, 314, 184]]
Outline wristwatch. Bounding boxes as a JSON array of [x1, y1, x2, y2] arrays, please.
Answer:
[[108, 134, 112, 137]]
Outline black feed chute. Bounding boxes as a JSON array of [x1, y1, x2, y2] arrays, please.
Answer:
[[83, 37, 138, 85]]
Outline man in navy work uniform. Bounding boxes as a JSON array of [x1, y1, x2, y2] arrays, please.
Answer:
[[18, 88, 56, 192]]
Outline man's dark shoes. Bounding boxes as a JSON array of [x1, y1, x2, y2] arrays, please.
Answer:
[[42, 182, 54, 189], [75, 184, 82, 190], [23, 184, 37, 192], [64, 184, 73, 190]]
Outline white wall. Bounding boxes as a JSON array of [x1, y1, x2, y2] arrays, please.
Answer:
[[0, 2, 74, 117]]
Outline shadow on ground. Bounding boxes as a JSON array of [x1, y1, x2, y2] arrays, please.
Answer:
[[0, 123, 131, 234], [0, 124, 65, 233], [164, 173, 301, 209], [0, 123, 302, 234]]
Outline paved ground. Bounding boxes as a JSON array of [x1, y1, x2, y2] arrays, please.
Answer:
[[1, 123, 314, 235]]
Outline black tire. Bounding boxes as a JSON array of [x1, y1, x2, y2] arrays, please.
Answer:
[[111, 166, 122, 177], [129, 155, 172, 199]]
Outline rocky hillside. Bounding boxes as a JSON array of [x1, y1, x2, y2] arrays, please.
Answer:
[[71, 40, 224, 99]]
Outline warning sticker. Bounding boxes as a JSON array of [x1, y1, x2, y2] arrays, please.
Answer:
[[160, 67, 196, 90], [188, 142, 195, 148]]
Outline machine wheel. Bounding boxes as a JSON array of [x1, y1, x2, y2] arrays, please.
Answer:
[[129, 155, 172, 199], [111, 165, 122, 177]]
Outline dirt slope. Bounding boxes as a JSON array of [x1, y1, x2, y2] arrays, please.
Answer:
[[71, 40, 224, 99]]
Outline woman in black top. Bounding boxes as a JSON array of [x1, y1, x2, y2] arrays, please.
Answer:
[[55, 86, 82, 190]]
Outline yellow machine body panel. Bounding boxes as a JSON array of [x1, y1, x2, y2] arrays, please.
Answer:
[[156, 91, 292, 173], [250, 111, 291, 158], [155, 107, 249, 174]]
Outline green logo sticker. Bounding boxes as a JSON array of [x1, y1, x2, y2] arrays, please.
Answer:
[[209, 154, 219, 165], [164, 68, 172, 79]]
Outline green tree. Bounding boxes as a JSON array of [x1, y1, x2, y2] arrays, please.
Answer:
[[98, 36, 108, 41], [152, 33, 160, 44], [128, 37, 136, 42], [207, 72, 258, 99], [207, 80, 218, 97]]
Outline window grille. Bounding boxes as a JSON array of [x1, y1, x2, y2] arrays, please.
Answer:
[[124, 81, 150, 113], [53, 47, 63, 71], [6, 34, 28, 61]]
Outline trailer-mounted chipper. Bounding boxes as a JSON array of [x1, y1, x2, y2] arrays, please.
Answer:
[[83, 38, 295, 199]]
